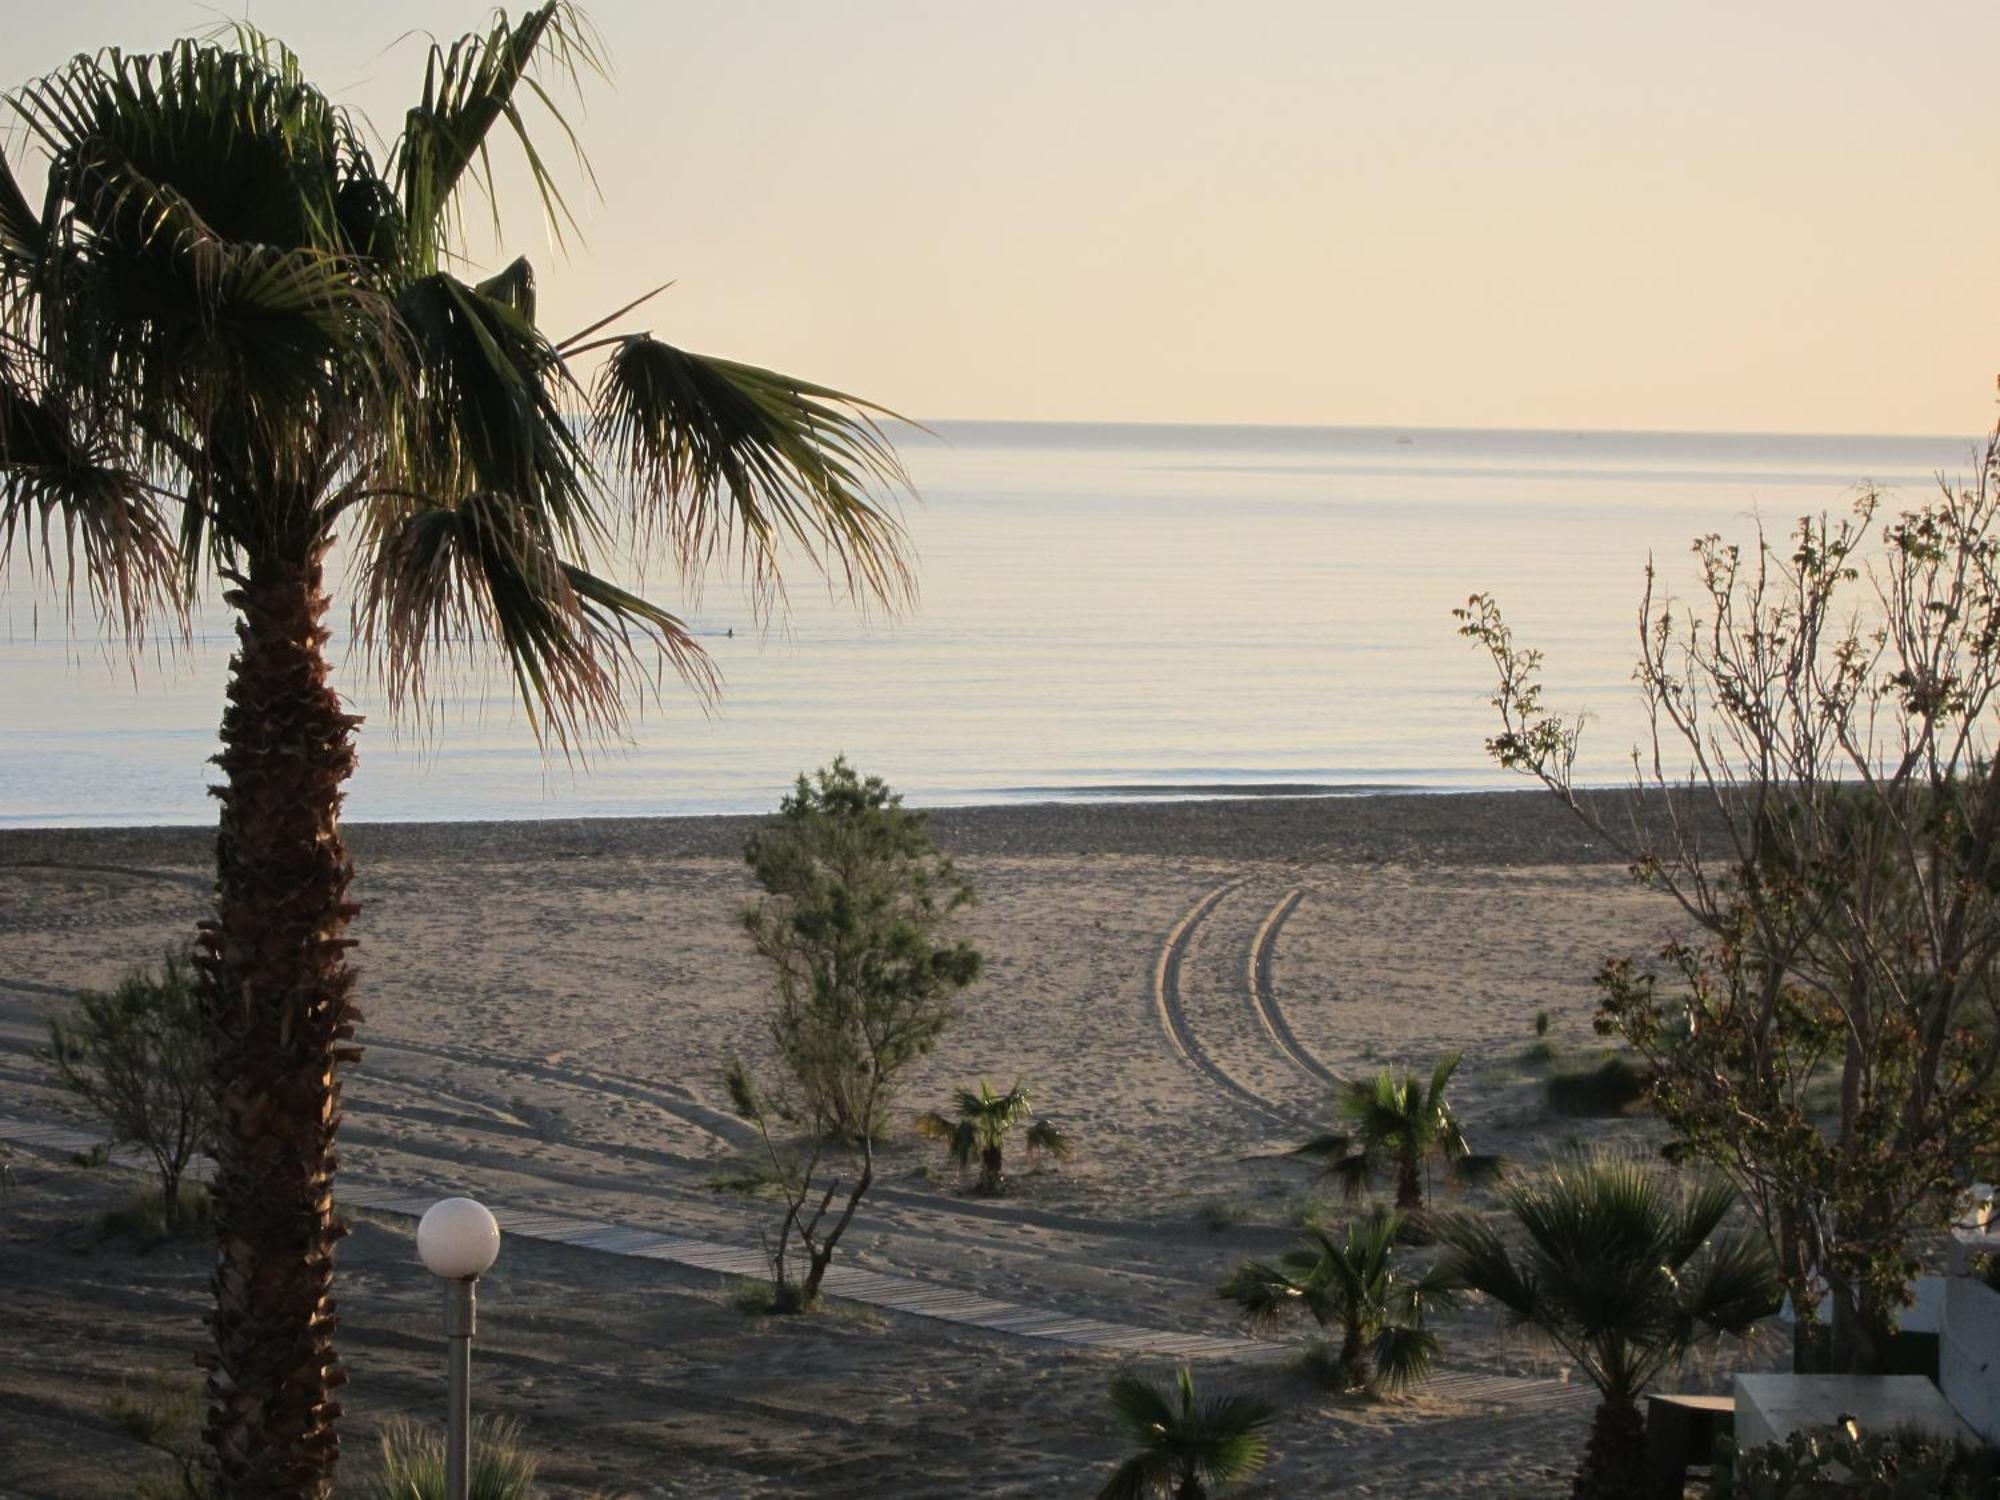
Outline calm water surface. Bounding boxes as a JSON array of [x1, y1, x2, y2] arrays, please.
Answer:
[[0, 422, 1981, 826]]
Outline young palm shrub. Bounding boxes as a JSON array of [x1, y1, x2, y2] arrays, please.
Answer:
[[1218, 1209, 1447, 1395], [367, 1416, 538, 1500], [914, 1079, 1071, 1193], [1436, 1154, 1781, 1500], [1095, 1367, 1275, 1500], [1298, 1052, 1494, 1210]]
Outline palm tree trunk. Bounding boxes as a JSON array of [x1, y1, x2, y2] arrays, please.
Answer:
[[1396, 1153, 1424, 1210], [194, 553, 362, 1499], [1572, 1394, 1650, 1500], [1338, 1320, 1369, 1391], [980, 1142, 1003, 1193]]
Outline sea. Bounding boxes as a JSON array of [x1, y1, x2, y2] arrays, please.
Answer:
[[0, 422, 1985, 827]]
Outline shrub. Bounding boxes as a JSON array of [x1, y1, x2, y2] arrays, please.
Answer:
[[728, 759, 981, 1311], [46, 953, 214, 1230], [105, 1372, 207, 1499], [1196, 1198, 1251, 1231], [1721, 1424, 2000, 1499], [101, 1182, 214, 1246], [1546, 1054, 1648, 1117], [367, 1416, 540, 1500], [728, 1277, 784, 1315]]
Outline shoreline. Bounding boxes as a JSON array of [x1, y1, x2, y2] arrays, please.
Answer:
[[0, 784, 1650, 868]]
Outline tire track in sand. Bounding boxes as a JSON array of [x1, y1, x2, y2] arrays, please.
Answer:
[[1153, 882, 1306, 1127], [1244, 887, 1337, 1087]]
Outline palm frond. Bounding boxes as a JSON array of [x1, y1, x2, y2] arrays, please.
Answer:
[[1217, 1261, 1301, 1330], [1425, 1050, 1463, 1114], [1369, 1320, 1440, 1396], [0, 377, 178, 634], [10, 38, 396, 462], [1025, 1118, 1072, 1161], [945, 1119, 977, 1169], [1667, 1176, 1741, 1266], [592, 336, 914, 609], [1678, 1231, 1782, 1338], [0, 150, 44, 265], [1189, 1391, 1276, 1481], [390, 272, 597, 547], [1406, 1260, 1467, 1319], [1330, 1149, 1376, 1203], [1434, 1212, 1539, 1319], [356, 489, 711, 748], [477, 255, 537, 320], [391, 1, 601, 267], [1093, 1453, 1165, 1500], [1293, 1131, 1355, 1162], [1105, 1372, 1177, 1441]]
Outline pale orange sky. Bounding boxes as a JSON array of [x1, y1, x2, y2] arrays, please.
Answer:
[[10, 1, 1998, 434]]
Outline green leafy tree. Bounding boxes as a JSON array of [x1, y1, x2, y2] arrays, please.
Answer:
[[0, 8, 913, 1492], [729, 759, 980, 1309], [915, 1079, 1071, 1193], [1457, 452, 2000, 1372], [1297, 1052, 1489, 1210], [1218, 1209, 1447, 1394], [1437, 1154, 1781, 1500], [1095, 1368, 1275, 1500], [46, 954, 213, 1233]]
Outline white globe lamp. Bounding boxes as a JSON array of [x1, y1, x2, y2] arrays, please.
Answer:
[[418, 1197, 501, 1280], [418, 1196, 501, 1500]]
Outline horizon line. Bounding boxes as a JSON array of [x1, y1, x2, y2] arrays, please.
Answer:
[[909, 414, 1993, 444]]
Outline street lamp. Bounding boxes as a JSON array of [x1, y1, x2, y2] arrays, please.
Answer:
[[417, 1197, 501, 1500]]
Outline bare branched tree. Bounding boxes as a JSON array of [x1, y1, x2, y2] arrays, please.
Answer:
[[1457, 429, 2000, 1372]]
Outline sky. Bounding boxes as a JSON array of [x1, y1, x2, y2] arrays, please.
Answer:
[[6, 0, 1999, 435]]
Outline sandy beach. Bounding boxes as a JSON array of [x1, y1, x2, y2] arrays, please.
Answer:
[[0, 791, 1764, 1497]]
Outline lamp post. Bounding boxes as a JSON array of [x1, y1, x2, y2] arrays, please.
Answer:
[[417, 1197, 501, 1500]]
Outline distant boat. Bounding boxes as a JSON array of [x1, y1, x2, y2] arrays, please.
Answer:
[[1394, 435, 1414, 445]]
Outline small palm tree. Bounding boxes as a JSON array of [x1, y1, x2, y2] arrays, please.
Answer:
[[915, 1079, 1071, 1193], [1095, 1367, 1275, 1500], [1297, 1051, 1494, 1210], [1218, 1209, 1447, 1395], [1436, 1154, 1781, 1500]]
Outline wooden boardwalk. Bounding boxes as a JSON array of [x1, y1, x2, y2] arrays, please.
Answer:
[[0, 1113, 1597, 1411], [0, 1114, 1266, 1361]]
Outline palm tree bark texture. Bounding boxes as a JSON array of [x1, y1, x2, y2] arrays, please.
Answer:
[[196, 553, 363, 1488]]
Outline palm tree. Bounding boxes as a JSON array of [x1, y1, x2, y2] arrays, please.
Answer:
[[1297, 1051, 1494, 1210], [914, 1079, 1071, 1193], [1218, 1209, 1447, 1395], [1095, 1367, 1275, 1500], [1435, 1155, 1781, 1500], [0, 10, 911, 1495]]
